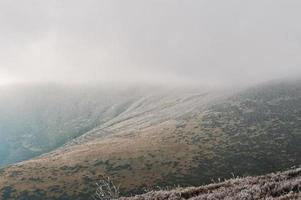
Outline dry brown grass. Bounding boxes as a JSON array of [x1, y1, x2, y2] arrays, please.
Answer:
[[120, 167, 301, 200], [0, 120, 203, 199]]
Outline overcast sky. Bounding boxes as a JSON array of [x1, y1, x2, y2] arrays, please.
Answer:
[[0, 0, 301, 87]]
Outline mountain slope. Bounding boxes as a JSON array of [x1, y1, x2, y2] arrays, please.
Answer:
[[0, 79, 301, 200], [0, 84, 144, 167]]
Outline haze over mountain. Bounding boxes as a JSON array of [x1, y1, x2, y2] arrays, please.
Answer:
[[1, 1, 301, 200], [0, 84, 144, 167], [0, 84, 220, 167]]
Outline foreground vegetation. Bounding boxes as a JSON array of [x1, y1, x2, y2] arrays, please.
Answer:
[[120, 167, 301, 200]]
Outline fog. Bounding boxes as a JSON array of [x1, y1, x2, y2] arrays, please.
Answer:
[[0, 0, 301, 87]]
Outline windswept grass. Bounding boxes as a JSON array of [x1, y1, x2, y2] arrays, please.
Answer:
[[120, 167, 301, 200]]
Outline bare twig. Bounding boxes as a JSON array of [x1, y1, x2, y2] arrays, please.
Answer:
[[92, 176, 120, 200]]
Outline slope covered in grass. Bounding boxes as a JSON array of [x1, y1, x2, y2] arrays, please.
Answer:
[[0, 79, 301, 200]]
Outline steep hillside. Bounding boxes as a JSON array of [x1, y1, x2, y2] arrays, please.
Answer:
[[120, 167, 301, 200], [0, 79, 301, 200], [0, 85, 144, 167]]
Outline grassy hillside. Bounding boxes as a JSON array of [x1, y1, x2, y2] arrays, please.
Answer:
[[0, 79, 301, 200], [120, 167, 301, 200]]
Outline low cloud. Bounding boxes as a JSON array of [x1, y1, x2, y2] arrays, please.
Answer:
[[0, 0, 301, 87]]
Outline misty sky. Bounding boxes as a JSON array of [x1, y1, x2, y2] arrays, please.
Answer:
[[0, 0, 301, 87]]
